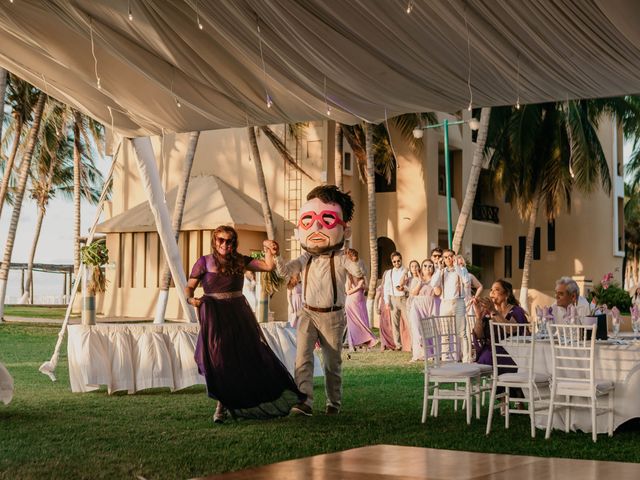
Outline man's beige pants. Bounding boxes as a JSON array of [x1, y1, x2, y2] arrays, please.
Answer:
[[295, 308, 346, 409]]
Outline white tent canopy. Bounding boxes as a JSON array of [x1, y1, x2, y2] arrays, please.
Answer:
[[1, 0, 639, 137]]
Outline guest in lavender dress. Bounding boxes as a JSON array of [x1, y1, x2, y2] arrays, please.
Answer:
[[186, 226, 305, 423], [287, 273, 303, 328], [377, 270, 396, 350], [344, 249, 377, 350], [408, 259, 441, 362]]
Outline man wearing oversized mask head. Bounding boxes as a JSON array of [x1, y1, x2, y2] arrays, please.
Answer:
[[275, 185, 364, 416]]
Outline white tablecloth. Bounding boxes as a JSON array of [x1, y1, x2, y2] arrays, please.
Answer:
[[503, 339, 640, 433], [67, 322, 323, 394]]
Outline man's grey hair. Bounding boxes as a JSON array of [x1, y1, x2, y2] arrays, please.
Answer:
[[556, 276, 580, 297]]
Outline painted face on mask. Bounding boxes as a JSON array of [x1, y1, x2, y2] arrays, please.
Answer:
[[296, 197, 350, 254]]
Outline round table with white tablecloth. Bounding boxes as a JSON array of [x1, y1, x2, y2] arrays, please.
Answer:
[[502, 337, 640, 434]]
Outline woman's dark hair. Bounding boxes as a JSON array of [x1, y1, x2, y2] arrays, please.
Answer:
[[210, 225, 245, 275], [306, 185, 355, 223], [494, 278, 519, 306]]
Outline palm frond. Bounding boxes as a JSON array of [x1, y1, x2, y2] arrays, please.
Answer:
[[259, 125, 313, 179]]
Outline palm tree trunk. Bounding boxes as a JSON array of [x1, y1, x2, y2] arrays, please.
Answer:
[[20, 205, 46, 304], [452, 107, 491, 254], [519, 196, 540, 312], [634, 245, 638, 286], [335, 122, 344, 191], [73, 112, 82, 277], [154, 131, 200, 324], [0, 92, 46, 321], [365, 122, 378, 321], [247, 126, 276, 322], [0, 117, 24, 219], [0, 68, 6, 159]]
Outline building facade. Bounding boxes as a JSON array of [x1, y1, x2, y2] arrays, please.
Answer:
[[97, 113, 624, 321]]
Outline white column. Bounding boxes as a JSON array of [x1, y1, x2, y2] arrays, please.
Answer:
[[131, 137, 196, 323]]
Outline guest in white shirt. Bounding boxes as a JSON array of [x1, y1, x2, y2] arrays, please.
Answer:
[[552, 276, 590, 322], [430, 249, 471, 362], [383, 251, 408, 351]]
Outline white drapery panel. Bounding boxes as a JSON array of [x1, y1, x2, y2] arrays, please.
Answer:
[[67, 322, 323, 394], [1, 1, 639, 136]]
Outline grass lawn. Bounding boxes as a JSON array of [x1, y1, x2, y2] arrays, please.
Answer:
[[3, 306, 70, 319], [1, 323, 639, 479]]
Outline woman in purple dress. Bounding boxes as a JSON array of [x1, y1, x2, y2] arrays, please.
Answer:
[[186, 226, 305, 423], [344, 249, 377, 350]]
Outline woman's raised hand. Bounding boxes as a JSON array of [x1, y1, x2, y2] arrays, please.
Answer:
[[263, 240, 279, 256]]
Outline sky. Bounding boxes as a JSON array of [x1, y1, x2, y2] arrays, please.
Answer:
[[0, 137, 636, 303], [0, 154, 110, 302]]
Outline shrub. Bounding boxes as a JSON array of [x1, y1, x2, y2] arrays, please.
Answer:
[[590, 281, 631, 314]]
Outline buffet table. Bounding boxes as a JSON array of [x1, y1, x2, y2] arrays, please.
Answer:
[[503, 338, 640, 433], [67, 322, 323, 394]]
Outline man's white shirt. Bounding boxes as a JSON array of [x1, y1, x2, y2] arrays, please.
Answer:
[[383, 266, 407, 305]]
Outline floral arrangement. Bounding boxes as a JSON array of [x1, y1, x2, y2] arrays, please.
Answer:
[[589, 272, 631, 314], [80, 238, 109, 294]]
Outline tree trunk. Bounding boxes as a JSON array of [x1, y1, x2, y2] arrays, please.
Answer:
[[634, 245, 638, 286], [73, 112, 82, 277], [0, 92, 46, 320], [518, 197, 540, 312], [154, 131, 200, 324], [365, 122, 378, 321], [20, 205, 46, 304], [335, 122, 344, 191], [452, 107, 491, 255], [247, 126, 276, 322], [0, 117, 24, 219], [0, 68, 6, 142]]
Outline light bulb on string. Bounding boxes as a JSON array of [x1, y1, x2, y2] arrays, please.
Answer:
[[266, 94, 273, 109], [467, 102, 472, 112], [406, 1, 413, 14], [196, 0, 203, 30], [516, 98, 521, 110], [96, 77, 102, 90], [175, 97, 182, 108], [128, 0, 133, 21], [326, 105, 332, 116]]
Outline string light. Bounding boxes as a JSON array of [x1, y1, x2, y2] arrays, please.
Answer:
[[170, 67, 182, 108], [89, 18, 101, 90], [515, 53, 521, 109], [464, 8, 473, 112], [324, 76, 331, 116], [406, 1, 413, 14], [257, 20, 273, 109], [196, 0, 203, 30], [128, 0, 133, 21]]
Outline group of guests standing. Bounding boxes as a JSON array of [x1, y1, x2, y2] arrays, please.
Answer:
[[378, 247, 483, 363]]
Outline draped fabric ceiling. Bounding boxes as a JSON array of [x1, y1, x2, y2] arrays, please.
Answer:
[[0, 0, 639, 137]]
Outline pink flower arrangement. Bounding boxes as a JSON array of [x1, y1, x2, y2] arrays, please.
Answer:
[[601, 272, 614, 290]]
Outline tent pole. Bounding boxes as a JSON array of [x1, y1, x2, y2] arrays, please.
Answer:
[[131, 137, 196, 323]]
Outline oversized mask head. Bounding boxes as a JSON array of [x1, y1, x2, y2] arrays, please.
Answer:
[[296, 197, 351, 255]]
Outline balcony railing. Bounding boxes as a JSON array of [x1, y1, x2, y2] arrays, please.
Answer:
[[472, 204, 499, 224]]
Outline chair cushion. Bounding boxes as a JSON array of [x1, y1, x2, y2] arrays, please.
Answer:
[[555, 379, 614, 395], [498, 372, 549, 384], [441, 362, 493, 374], [429, 364, 482, 377]]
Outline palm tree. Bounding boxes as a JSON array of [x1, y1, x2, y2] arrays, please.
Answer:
[[452, 108, 491, 254], [71, 110, 104, 276], [20, 101, 103, 304], [154, 131, 200, 324], [624, 181, 640, 289], [364, 122, 378, 320], [0, 91, 46, 321], [486, 98, 640, 311], [0, 68, 7, 151], [0, 75, 38, 219], [335, 122, 343, 191]]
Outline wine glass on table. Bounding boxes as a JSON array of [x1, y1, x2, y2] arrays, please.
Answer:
[[611, 316, 621, 339]]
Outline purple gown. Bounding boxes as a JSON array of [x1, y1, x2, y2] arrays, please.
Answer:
[[191, 255, 304, 419]]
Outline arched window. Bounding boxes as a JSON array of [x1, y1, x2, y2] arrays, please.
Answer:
[[377, 236, 397, 279]]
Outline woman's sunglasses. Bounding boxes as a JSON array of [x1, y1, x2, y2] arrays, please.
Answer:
[[215, 237, 234, 246]]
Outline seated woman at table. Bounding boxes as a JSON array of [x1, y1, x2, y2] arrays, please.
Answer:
[[472, 279, 528, 367], [186, 226, 305, 424]]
